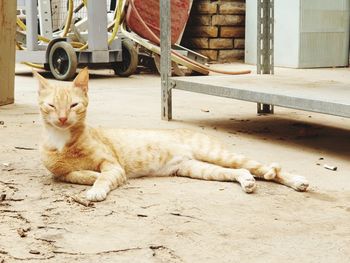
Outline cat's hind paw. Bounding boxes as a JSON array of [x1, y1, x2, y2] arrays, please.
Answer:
[[291, 176, 309, 192], [241, 178, 256, 193], [86, 187, 108, 201], [264, 163, 281, 180]]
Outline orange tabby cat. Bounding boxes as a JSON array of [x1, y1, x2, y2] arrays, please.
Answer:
[[35, 68, 309, 201]]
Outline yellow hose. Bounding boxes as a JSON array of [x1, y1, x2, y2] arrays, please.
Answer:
[[80, 0, 124, 50], [17, 17, 50, 43], [16, 0, 75, 68], [16, 43, 45, 69], [17, 0, 123, 67], [108, 0, 123, 45], [61, 0, 74, 37]]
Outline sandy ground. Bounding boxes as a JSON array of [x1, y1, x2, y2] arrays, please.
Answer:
[[0, 64, 350, 263]]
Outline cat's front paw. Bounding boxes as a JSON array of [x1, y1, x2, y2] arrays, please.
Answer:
[[291, 176, 309, 192], [264, 162, 281, 180], [86, 187, 108, 201]]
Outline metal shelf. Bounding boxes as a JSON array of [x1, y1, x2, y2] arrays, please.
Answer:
[[159, 0, 350, 120], [171, 74, 350, 118]]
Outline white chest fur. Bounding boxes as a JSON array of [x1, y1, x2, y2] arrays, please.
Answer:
[[45, 126, 71, 151]]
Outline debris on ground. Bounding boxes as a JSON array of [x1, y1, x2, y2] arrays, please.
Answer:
[[324, 164, 337, 171], [0, 121, 4, 125], [0, 194, 6, 201], [14, 146, 36, 151], [200, 109, 210, 113], [70, 195, 94, 207], [17, 228, 27, 238], [29, 250, 40, 255], [137, 214, 148, 217], [2, 163, 15, 172]]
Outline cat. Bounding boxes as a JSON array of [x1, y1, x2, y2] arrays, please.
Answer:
[[34, 68, 309, 202]]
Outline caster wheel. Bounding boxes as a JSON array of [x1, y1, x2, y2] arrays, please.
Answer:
[[49, 41, 77, 80], [113, 40, 138, 77]]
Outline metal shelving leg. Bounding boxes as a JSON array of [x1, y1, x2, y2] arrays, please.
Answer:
[[26, 0, 39, 51], [257, 103, 274, 114], [160, 0, 172, 120], [257, 0, 274, 114], [88, 0, 109, 62]]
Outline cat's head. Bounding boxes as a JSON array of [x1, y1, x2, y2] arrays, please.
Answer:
[[35, 68, 89, 130]]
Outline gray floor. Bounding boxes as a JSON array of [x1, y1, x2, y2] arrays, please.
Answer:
[[0, 64, 349, 263]]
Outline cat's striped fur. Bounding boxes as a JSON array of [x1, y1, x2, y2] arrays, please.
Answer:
[[35, 69, 309, 201]]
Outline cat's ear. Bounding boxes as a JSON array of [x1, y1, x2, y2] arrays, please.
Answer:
[[33, 71, 51, 92], [73, 67, 89, 92]]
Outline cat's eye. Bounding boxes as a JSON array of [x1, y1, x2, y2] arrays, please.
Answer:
[[70, 103, 79, 108], [48, 103, 55, 108]]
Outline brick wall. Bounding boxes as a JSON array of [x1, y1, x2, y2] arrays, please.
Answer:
[[181, 0, 246, 63]]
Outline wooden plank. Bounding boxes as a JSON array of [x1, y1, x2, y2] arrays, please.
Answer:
[[0, 0, 16, 106]]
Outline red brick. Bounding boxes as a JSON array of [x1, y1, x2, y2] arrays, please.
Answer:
[[234, 38, 245, 49], [212, 15, 245, 26], [218, 50, 245, 62], [220, 27, 245, 38], [190, 15, 211, 26], [195, 49, 218, 61], [209, 38, 233, 49], [219, 2, 245, 15], [189, 26, 218, 37], [187, 38, 209, 48], [193, 2, 217, 14]]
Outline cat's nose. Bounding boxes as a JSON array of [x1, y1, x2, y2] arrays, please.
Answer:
[[59, 117, 68, 124]]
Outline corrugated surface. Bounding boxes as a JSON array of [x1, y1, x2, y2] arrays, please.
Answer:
[[299, 0, 350, 67], [245, 0, 350, 68]]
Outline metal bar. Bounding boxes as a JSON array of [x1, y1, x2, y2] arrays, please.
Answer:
[[257, 103, 274, 114], [88, 0, 108, 50], [26, 0, 39, 51], [257, 0, 274, 74], [16, 50, 47, 63], [257, 0, 274, 113], [38, 0, 53, 39], [172, 78, 350, 118], [160, 0, 172, 120]]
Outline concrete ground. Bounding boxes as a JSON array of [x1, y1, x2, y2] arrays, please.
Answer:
[[0, 64, 349, 263]]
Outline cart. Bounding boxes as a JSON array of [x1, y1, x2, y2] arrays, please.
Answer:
[[16, 0, 138, 80]]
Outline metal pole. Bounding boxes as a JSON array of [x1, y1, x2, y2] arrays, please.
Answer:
[[257, 0, 274, 114], [160, 0, 172, 120], [38, 0, 53, 39], [87, 0, 109, 62], [26, 0, 39, 51]]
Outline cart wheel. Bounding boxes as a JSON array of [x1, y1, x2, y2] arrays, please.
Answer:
[[49, 41, 77, 80], [113, 40, 138, 77]]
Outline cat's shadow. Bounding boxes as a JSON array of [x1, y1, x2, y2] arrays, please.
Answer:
[[176, 115, 350, 162]]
